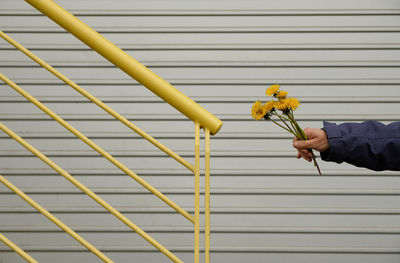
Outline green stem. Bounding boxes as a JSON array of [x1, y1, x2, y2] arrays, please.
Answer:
[[287, 111, 307, 140], [312, 155, 322, 176], [269, 118, 297, 137], [286, 114, 300, 138], [275, 113, 298, 137], [285, 112, 301, 137], [279, 114, 291, 122]]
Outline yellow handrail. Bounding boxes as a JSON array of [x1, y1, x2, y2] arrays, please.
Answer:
[[0, 172, 112, 263], [0, 30, 194, 173], [25, 0, 223, 135], [0, 73, 193, 224], [0, 232, 39, 263], [0, 121, 183, 263]]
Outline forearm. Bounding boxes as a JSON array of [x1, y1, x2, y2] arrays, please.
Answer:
[[321, 121, 400, 171]]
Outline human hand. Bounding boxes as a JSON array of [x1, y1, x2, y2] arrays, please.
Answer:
[[292, 128, 329, 162]]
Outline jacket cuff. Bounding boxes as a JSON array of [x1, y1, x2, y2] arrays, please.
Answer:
[[320, 121, 345, 163]]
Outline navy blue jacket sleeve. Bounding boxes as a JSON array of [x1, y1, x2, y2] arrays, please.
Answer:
[[320, 121, 400, 171]]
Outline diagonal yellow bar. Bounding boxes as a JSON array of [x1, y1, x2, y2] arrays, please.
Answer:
[[0, 173, 112, 263], [204, 128, 211, 263], [25, 0, 223, 135], [0, 122, 184, 263], [194, 122, 200, 263], [0, 232, 39, 263], [0, 73, 194, 224], [0, 30, 194, 174]]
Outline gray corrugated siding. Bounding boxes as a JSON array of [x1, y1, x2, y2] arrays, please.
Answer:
[[1, 0, 400, 262]]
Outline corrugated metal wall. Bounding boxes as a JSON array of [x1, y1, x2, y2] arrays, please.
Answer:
[[1, 0, 400, 262]]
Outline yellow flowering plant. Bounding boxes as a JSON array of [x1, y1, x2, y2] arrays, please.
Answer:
[[251, 84, 322, 175]]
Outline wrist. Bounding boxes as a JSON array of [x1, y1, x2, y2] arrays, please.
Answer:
[[320, 128, 330, 152]]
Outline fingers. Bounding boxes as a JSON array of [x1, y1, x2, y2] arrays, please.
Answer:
[[294, 137, 313, 162], [292, 138, 315, 151], [292, 127, 328, 162], [297, 149, 312, 162]]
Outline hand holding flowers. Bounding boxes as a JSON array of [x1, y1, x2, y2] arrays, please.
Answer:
[[251, 85, 322, 175]]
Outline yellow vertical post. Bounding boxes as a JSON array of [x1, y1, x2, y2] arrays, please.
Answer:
[[194, 122, 200, 263], [204, 128, 211, 263], [0, 173, 113, 263], [0, 233, 39, 263]]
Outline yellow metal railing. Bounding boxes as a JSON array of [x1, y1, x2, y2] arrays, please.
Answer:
[[0, 0, 221, 262], [24, 0, 223, 136], [0, 72, 193, 224], [0, 232, 38, 263], [0, 169, 112, 263]]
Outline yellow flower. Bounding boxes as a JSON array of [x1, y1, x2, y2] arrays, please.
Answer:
[[275, 97, 300, 111], [275, 99, 288, 111], [265, 84, 280, 96], [276, 90, 288, 100], [264, 100, 275, 112], [251, 101, 267, 120], [286, 97, 300, 110]]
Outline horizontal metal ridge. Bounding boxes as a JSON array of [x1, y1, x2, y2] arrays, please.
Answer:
[[98, 10, 400, 15], [2, 44, 400, 51], [3, 97, 400, 103], [0, 151, 307, 158], [0, 133, 292, 139], [3, 28, 400, 33], [1, 169, 399, 176], [2, 225, 400, 234], [45, 64, 397, 68], [2, 207, 400, 214], [2, 11, 400, 15], [1, 115, 398, 121], [1, 245, 400, 253], [4, 62, 400, 67], [2, 78, 400, 85], [2, 99, 400, 104], [2, 187, 400, 195], [1, 0, 400, 16], [2, 49, 400, 65]]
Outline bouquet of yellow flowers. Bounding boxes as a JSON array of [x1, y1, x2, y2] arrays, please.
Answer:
[[251, 84, 322, 175]]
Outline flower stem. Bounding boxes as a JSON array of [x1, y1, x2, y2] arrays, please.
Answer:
[[287, 111, 307, 140], [270, 118, 297, 137], [285, 112, 301, 137], [286, 114, 301, 138], [312, 154, 322, 176], [275, 113, 298, 137]]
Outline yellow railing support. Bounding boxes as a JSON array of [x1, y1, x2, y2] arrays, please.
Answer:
[[4, 2, 221, 261], [0, 73, 194, 224], [0, 30, 195, 174], [0, 122, 184, 263], [194, 122, 201, 263], [25, 0, 223, 135], [205, 128, 211, 263], [0, 173, 112, 263], [0, 233, 39, 263]]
